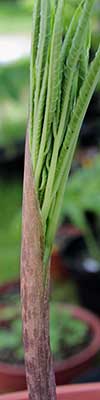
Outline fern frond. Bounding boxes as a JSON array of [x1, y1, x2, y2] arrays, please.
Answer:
[[33, 0, 51, 120], [53, 45, 100, 199], [56, 1, 83, 125], [35, 0, 64, 190], [45, 46, 100, 255], [39, 165, 47, 207], [59, 0, 95, 146], [61, 1, 84, 66], [78, 24, 91, 91], [32, 59, 49, 172], [41, 0, 95, 224], [29, 0, 41, 149]]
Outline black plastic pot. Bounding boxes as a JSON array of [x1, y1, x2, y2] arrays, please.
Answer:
[[0, 138, 24, 167], [63, 236, 100, 316], [79, 86, 100, 148], [87, 92, 100, 119]]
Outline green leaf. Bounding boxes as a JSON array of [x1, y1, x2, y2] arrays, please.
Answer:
[[0, 330, 19, 350]]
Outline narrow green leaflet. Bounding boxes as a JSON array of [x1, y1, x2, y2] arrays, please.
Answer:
[[35, 0, 64, 190], [29, 0, 41, 148]]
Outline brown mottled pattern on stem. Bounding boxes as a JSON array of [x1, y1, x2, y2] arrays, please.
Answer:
[[21, 133, 56, 400]]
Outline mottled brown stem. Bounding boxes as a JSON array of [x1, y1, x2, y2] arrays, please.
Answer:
[[21, 134, 56, 400]]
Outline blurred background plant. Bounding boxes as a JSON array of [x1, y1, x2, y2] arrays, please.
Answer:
[[62, 155, 100, 263], [0, 59, 29, 158], [0, 179, 22, 283]]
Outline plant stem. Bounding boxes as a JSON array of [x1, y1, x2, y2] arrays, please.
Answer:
[[21, 135, 56, 400]]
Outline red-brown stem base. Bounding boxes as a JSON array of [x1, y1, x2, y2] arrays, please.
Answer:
[[21, 135, 56, 400]]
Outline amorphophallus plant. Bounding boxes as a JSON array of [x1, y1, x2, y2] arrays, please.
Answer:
[[21, 0, 100, 399]]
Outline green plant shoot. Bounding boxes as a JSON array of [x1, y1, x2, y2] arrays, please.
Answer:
[[29, 0, 100, 274]]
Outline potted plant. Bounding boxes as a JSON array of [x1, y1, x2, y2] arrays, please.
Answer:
[[61, 156, 100, 314], [0, 277, 95, 382], [0, 300, 100, 392], [50, 303, 100, 385], [0, 0, 100, 399]]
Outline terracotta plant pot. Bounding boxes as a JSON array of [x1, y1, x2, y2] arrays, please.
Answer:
[[0, 280, 19, 299], [0, 364, 26, 394], [0, 384, 100, 400], [51, 249, 69, 281], [0, 280, 26, 394], [0, 283, 100, 393], [54, 305, 100, 385]]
